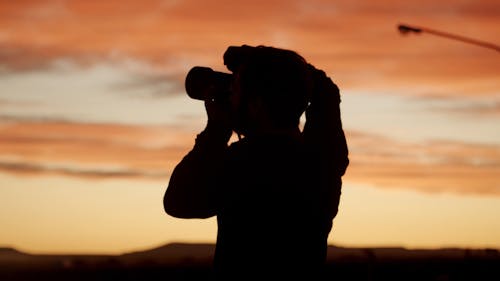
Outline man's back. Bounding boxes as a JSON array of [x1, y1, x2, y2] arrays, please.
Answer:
[[213, 133, 335, 278]]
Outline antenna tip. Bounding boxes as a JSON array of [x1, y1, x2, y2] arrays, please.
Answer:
[[398, 24, 422, 34]]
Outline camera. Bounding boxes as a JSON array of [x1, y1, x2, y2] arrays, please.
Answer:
[[184, 45, 257, 101], [184, 66, 233, 101], [184, 45, 314, 104]]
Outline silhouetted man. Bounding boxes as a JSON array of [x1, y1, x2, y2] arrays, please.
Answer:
[[164, 45, 349, 280]]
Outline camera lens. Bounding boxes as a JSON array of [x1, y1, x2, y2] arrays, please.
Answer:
[[185, 66, 232, 100]]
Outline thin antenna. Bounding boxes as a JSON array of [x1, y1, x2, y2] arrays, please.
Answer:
[[398, 23, 500, 53]]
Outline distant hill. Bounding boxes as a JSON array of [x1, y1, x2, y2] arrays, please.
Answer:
[[1, 243, 499, 281], [326, 245, 500, 261], [0, 247, 26, 256], [2, 243, 499, 265], [120, 243, 215, 265], [120, 243, 500, 263], [0, 247, 32, 263]]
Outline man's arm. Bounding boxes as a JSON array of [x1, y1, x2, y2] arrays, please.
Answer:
[[303, 67, 349, 175], [302, 67, 349, 220], [164, 100, 233, 219]]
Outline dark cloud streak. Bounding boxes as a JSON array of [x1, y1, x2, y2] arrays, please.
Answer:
[[0, 160, 169, 180], [108, 72, 185, 98]]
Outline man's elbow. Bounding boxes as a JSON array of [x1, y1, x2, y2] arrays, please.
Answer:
[[340, 157, 349, 176], [163, 194, 214, 219], [163, 197, 180, 217], [163, 195, 188, 218]]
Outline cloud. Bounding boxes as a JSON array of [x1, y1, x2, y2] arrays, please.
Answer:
[[108, 71, 184, 98], [0, 119, 195, 180], [403, 95, 500, 120], [432, 100, 500, 117], [0, 118, 498, 196], [0, 160, 168, 179], [344, 131, 500, 196], [1, 0, 498, 97], [0, 0, 498, 195]]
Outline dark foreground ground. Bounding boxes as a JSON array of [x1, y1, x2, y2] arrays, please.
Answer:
[[1, 243, 499, 281]]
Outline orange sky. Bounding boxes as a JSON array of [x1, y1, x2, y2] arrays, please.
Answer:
[[1, 0, 498, 94], [0, 0, 499, 254]]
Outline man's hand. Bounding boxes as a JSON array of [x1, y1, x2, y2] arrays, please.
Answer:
[[305, 65, 341, 123], [203, 98, 233, 144]]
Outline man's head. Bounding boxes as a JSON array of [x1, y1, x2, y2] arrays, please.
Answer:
[[224, 45, 313, 136]]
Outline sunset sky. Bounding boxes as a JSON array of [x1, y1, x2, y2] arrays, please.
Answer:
[[1, 0, 499, 254]]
